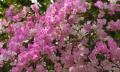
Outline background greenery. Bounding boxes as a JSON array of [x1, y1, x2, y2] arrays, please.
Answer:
[[0, 0, 52, 19]]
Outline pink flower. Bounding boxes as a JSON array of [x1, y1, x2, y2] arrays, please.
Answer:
[[36, 64, 47, 72], [26, 67, 33, 72], [94, 1, 104, 9], [108, 38, 118, 50], [31, 3, 39, 13], [95, 41, 109, 53], [11, 67, 21, 72]]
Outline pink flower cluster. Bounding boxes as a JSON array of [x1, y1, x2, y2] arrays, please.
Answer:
[[0, 0, 120, 72]]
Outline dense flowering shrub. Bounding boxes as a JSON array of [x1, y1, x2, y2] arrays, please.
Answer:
[[0, 0, 120, 72]]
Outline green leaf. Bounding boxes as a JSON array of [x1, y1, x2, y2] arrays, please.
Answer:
[[44, 56, 54, 70], [0, 33, 10, 42], [96, 53, 106, 61], [16, 0, 32, 6], [0, 61, 12, 72]]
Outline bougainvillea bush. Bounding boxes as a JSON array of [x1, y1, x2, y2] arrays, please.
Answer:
[[0, 0, 120, 72]]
